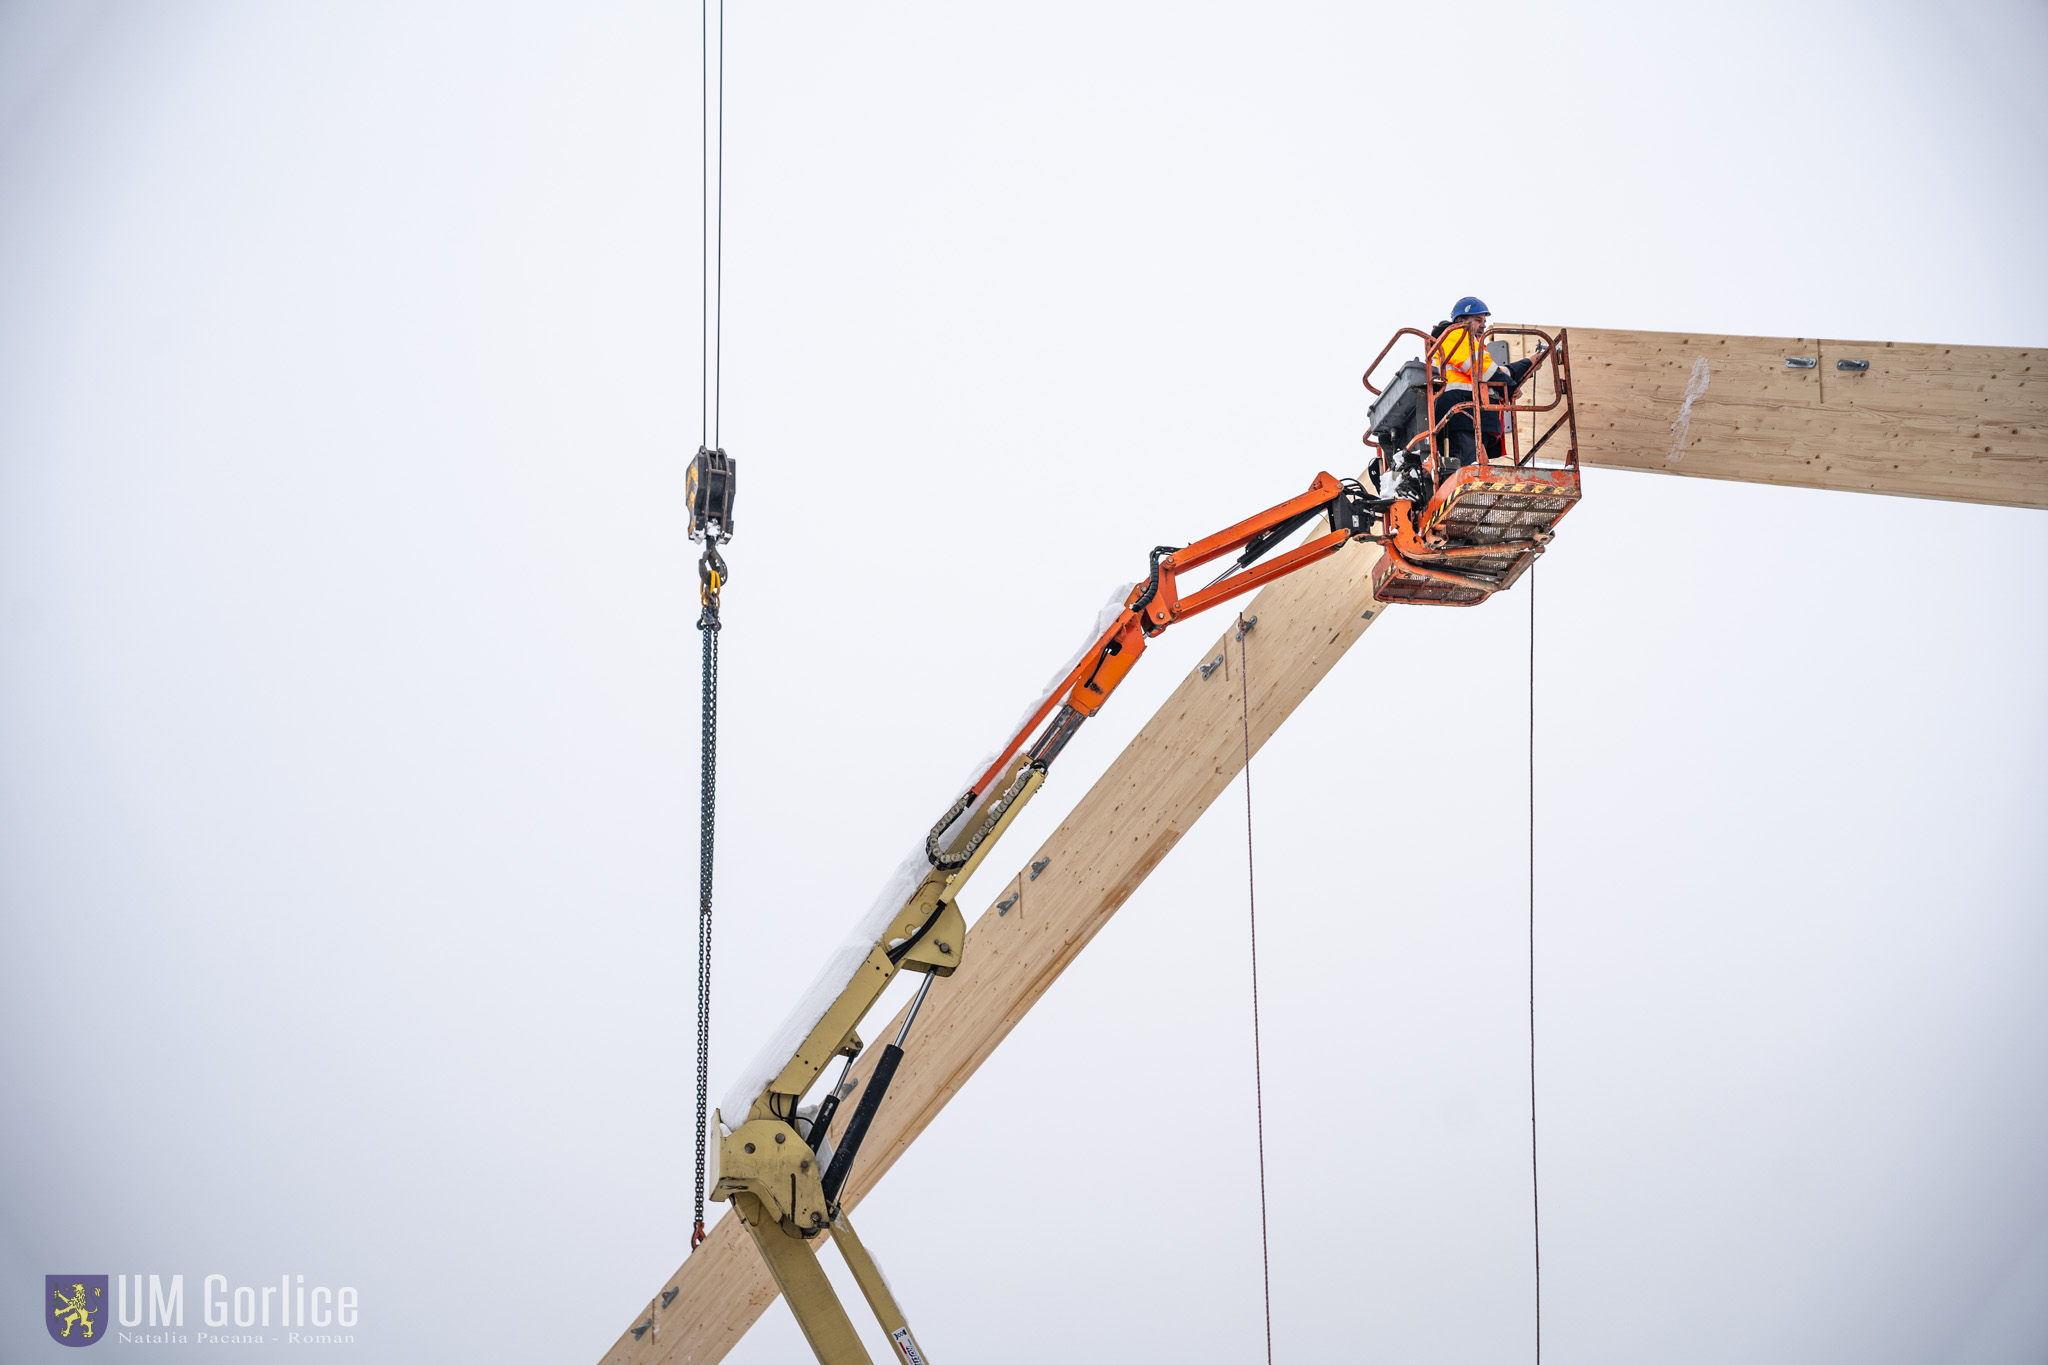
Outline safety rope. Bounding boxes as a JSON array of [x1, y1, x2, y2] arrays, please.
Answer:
[[688, 0, 730, 1254], [1237, 613, 1274, 1365], [1528, 568, 1542, 1362]]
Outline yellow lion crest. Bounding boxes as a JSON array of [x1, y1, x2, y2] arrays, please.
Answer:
[[53, 1281, 98, 1339]]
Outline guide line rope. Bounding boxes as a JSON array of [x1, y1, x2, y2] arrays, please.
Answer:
[[1237, 612, 1274, 1365], [1529, 568, 1543, 1362]]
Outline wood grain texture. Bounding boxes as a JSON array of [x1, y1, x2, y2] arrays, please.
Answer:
[[1538, 327, 2047, 508], [598, 536, 1392, 1365]]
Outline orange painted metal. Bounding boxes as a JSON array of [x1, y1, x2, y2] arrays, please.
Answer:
[[1373, 464, 1582, 606], [966, 472, 1361, 796], [967, 323, 1585, 796], [1363, 324, 1583, 607], [1165, 472, 1350, 574], [1067, 614, 1150, 716], [1170, 528, 1353, 621], [1364, 325, 1578, 477]]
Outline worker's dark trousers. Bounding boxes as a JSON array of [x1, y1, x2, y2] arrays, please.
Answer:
[[1434, 388, 1506, 468]]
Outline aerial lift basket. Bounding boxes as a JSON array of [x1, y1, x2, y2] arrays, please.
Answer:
[[1362, 325, 1582, 606]]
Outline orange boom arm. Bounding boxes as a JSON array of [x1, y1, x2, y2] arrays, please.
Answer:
[[961, 471, 1371, 803]]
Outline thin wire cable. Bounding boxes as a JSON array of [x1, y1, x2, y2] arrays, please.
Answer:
[[713, 0, 725, 447], [1529, 567, 1543, 1363], [1237, 615, 1274, 1365], [698, 0, 709, 449]]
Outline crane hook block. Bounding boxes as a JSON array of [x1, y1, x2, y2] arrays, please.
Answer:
[[687, 446, 736, 544]]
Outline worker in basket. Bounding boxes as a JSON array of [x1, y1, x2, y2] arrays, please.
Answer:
[[1431, 296, 1546, 469]]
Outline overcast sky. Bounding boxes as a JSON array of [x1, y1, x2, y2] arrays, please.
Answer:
[[2, 2, 2045, 1362]]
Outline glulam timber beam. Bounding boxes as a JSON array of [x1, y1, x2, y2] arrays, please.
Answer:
[[599, 535, 1391, 1365], [1526, 327, 2046, 509]]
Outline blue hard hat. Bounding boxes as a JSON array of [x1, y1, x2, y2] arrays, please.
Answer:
[[1451, 295, 1491, 320]]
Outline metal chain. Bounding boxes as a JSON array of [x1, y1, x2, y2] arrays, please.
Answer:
[[691, 601, 720, 1249]]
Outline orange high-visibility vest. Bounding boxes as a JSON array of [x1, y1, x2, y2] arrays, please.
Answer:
[[1435, 325, 1489, 390]]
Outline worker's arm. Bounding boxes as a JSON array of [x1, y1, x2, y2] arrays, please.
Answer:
[[1500, 350, 1545, 388]]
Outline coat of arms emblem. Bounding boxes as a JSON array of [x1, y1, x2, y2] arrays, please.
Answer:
[[45, 1275, 107, 1347]]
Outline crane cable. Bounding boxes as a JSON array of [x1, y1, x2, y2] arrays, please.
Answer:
[[1236, 612, 1275, 1365], [689, 0, 729, 1254], [707, 0, 724, 448]]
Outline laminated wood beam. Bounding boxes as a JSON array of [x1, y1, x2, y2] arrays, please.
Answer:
[[1528, 327, 2047, 509], [599, 535, 1392, 1365]]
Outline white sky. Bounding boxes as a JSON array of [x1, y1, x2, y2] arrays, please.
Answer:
[[2, 2, 2045, 1362]]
